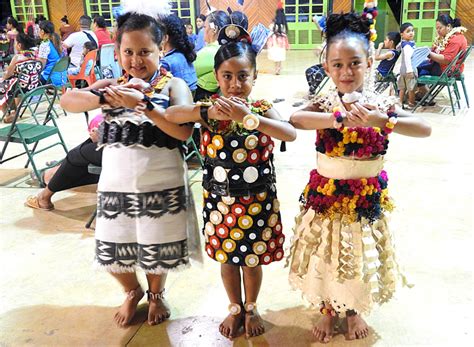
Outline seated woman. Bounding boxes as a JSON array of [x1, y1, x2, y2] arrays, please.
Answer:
[[25, 115, 104, 210], [193, 10, 230, 101], [418, 14, 467, 77], [37, 21, 63, 85], [0, 32, 42, 123], [161, 14, 197, 92]]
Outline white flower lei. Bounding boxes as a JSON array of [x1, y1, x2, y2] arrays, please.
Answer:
[[312, 87, 399, 114], [433, 26, 467, 53]]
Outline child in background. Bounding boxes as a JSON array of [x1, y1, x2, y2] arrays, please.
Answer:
[[374, 31, 401, 80], [267, 2, 289, 75], [67, 41, 96, 75], [398, 23, 417, 107], [185, 23, 197, 46]]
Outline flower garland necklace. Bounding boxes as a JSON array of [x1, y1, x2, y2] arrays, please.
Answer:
[[203, 94, 272, 135], [117, 66, 172, 96], [433, 26, 467, 53]]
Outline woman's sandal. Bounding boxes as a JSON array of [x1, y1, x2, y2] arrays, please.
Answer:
[[25, 195, 54, 211]]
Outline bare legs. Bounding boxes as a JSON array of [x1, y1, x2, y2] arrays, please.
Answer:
[[345, 310, 369, 340], [219, 264, 265, 339], [33, 165, 60, 209], [111, 272, 169, 328], [111, 272, 144, 328], [146, 273, 170, 325], [312, 302, 337, 343], [275, 61, 282, 75], [219, 264, 244, 339]]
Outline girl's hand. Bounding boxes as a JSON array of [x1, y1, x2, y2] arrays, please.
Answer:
[[120, 78, 150, 91], [105, 86, 144, 109], [215, 96, 251, 122], [350, 102, 386, 127], [89, 128, 100, 143], [378, 42, 384, 50], [208, 104, 230, 120]]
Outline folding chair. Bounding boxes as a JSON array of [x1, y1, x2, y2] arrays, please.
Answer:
[[85, 163, 101, 229], [453, 45, 472, 108], [375, 64, 399, 95], [183, 125, 204, 180], [0, 40, 13, 69], [68, 49, 98, 88], [0, 85, 68, 187], [46, 56, 71, 117], [413, 50, 464, 116]]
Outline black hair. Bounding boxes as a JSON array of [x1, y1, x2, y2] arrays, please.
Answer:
[[61, 15, 69, 24], [400, 22, 413, 33], [197, 14, 206, 22], [230, 11, 248, 30], [386, 31, 401, 47], [39, 20, 62, 54], [79, 15, 92, 28], [273, 8, 288, 35], [93, 16, 107, 28], [26, 25, 35, 39], [16, 32, 36, 50], [7, 16, 22, 31], [84, 40, 97, 51], [437, 14, 461, 28], [116, 13, 165, 47], [207, 10, 231, 32], [325, 13, 370, 57], [214, 41, 256, 71], [162, 14, 196, 63], [35, 15, 46, 25]]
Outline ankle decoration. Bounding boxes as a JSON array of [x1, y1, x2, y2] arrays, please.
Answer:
[[147, 288, 165, 301], [319, 304, 337, 317], [228, 303, 242, 315], [244, 302, 257, 312], [346, 309, 357, 317], [126, 286, 142, 300]]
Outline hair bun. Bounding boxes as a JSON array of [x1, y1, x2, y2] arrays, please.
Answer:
[[217, 24, 251, 46], [325, 12, 371, 42]]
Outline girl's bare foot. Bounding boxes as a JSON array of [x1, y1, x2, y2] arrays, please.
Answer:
[[114, 286, 144, 328], [147, 290, 170, 325], [312, 315, 337, 343], [245, 308, 265, 338], [345, 313, 369, 340], [220, 311, 244, 339]]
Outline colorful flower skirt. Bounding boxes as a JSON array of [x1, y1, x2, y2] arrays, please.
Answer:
[[287, 154, 408, 315], [202, 185, 285, 267]]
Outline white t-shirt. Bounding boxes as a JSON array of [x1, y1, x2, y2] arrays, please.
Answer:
[[64, 30, 98, 67]]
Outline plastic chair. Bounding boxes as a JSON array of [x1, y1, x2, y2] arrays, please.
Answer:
[[0, 85, 68, 187], [413, 50, 464, 116], [47, 56, 71, 94], [68, 49, 98, 88]]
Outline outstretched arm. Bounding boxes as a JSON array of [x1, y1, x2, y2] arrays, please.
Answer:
[[60, 79, 118, 112], [289, 102, 333, 130]]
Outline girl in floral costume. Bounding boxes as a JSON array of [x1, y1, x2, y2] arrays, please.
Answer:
[[165, 20, 296, 339], [287, 9, 431, 343]]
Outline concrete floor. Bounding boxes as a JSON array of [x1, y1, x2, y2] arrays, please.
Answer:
[[0, 50, 472, 346]]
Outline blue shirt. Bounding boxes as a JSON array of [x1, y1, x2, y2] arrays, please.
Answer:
[[160, 49, 197, 91], [40, 40, 60, 82], [377, 49, 400, 77], [194, 29, 205, 52], [188, 33, 197, 46]]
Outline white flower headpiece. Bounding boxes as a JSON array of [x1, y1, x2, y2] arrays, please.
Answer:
[[122, 0, 171, 19]]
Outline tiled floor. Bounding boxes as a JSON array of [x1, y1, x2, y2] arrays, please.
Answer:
[[0, 50, 472, 346]]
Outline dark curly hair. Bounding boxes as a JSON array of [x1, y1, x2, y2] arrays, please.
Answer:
[[325, 13, 371, 57], [162, 14, 196, 63], [16, 32, 36, 50], [116, 13, 165, 47]]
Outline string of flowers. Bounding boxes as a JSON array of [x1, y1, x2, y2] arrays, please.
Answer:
[[316, 127, 388, 158], [302, 169, 394, 222], [433, 26, 467, 53], [201, 94, 272, 135]]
